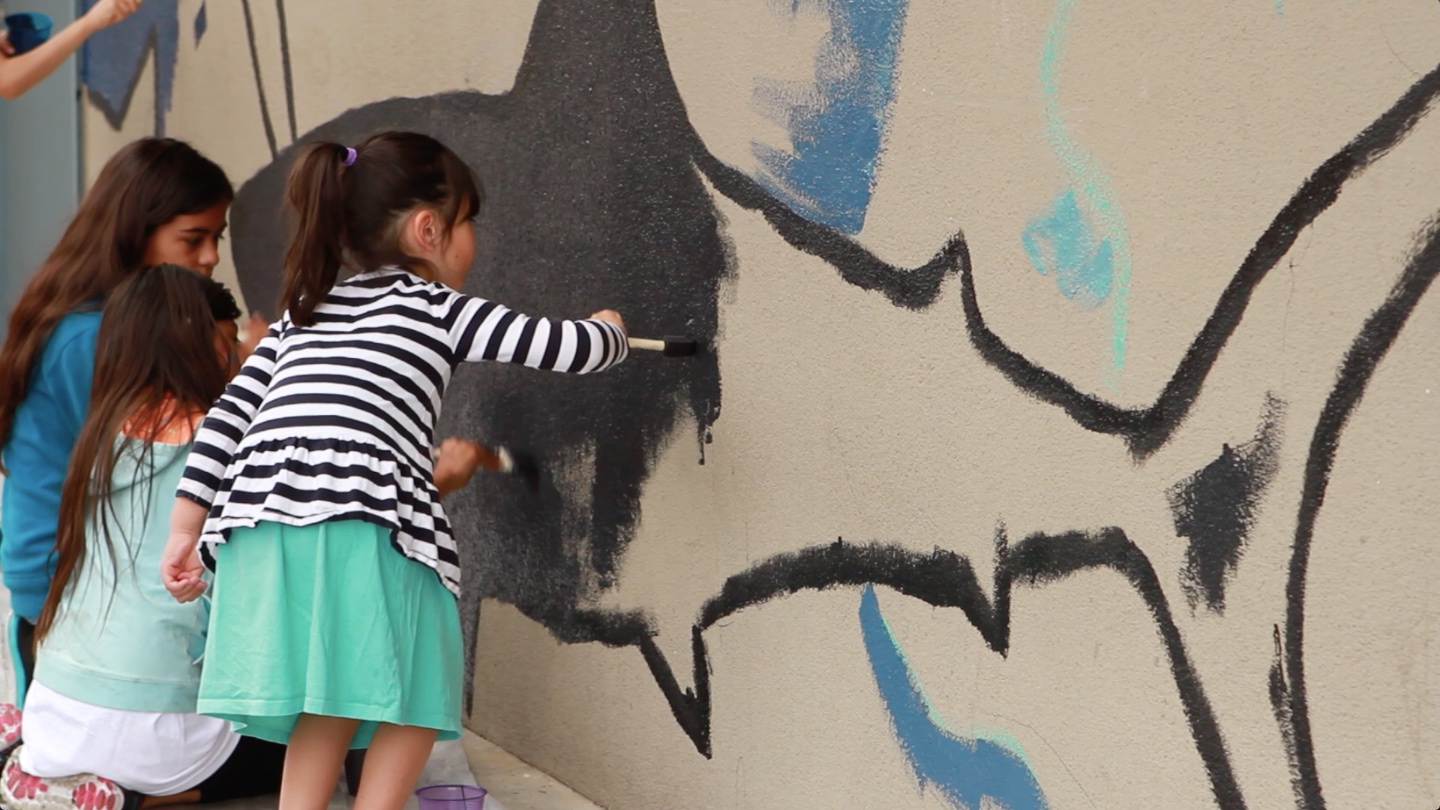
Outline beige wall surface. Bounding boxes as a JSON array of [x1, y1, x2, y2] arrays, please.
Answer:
[[81, 2, 1438, 808]]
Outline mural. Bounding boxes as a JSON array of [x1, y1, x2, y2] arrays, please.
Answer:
[[79, 2, 1439, 809]]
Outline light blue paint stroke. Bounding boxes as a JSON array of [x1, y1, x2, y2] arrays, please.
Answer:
[[1274, 0, 1284, 18], [1028, 0, 1134, 375], [753, 0, 909, 235], [81, 0, 179, 134], [859, 585, 1049, 810], [1021, 188, 1114, 309]]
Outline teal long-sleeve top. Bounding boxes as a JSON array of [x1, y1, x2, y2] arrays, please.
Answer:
[[1, 310, 100, 621]]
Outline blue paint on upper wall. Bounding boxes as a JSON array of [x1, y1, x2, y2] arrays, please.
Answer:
[[753, 0, 909, 235], [81, 0, 180, 135], [860, 585, 1049, 810], [194, 2, 208, 46]]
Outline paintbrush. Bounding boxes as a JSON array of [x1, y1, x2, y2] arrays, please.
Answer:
[[627, 335, 699, 357], [433, 442, 540, 492]]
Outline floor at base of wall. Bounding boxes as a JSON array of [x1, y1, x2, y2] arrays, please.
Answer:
[[461, 733, 603, 810]]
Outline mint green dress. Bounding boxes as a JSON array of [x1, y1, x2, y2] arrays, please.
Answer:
[[195, 520, 464, 748]]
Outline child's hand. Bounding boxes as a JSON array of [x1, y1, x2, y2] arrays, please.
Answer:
[[161, 533, 207, 603], [82, 0, 143, 33], [589, 309, 626, 335], [434, 438, 486, 498], [0, 31, 14, 57]]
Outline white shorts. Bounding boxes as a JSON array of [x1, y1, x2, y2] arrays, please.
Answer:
[[20, 681, 240, 796]]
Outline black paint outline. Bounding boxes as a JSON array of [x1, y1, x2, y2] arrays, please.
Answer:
[[605, 533, 1248, 809], [957, 64, 1440, 460], [691, 151, 967, 311], [239, 0, 278, 159], [1281, 211, 1440, 810], [274, 0, 298, 144]]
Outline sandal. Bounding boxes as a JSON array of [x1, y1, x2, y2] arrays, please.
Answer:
[[0, 703, 21, 756], [0, 746, 136, 810]]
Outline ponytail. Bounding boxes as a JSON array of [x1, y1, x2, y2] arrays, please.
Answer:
[[279, 143, 349, 327], [277, 132, 482, 327]]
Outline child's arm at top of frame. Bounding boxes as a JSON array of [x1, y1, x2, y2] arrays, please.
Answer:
[[0, 0, 141, 101], [445, 292, 629, 373]]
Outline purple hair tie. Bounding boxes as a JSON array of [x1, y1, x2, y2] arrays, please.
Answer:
[[342, 147, 358, 167]]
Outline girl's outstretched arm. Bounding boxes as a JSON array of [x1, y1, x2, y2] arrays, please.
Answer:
[[0, 0, 141, 100], [447, 293, 629, 373]]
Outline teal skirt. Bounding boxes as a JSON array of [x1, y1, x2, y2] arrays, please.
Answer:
[[196, 520, 464, 748]]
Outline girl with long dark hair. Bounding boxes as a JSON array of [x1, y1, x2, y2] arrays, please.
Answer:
[[0, 137, 232, 695], [0, 267, 285, 810]]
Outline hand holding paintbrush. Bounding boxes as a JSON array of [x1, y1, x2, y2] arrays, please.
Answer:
[[433, 438, 540, 495]]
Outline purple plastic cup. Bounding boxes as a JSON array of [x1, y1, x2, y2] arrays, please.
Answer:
[[415, 784, 487, 810]]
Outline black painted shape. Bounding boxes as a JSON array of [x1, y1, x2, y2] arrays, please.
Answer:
[[665, 532, 1247, 810], [1283, 212, 1440, 810], [1168, 395, 1284, 614], [960, 63, 1440, 459], [691, 151, 965, 311], [229, 0, 727, 706]]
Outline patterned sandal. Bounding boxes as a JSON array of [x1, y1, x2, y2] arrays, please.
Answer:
[[0, 746, 134, 810], [0, 703, 21, 757]]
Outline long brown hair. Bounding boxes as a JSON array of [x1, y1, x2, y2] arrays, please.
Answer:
[[36, 265, 231, 641], [280, 131, 482, 326], [0, 138, 232, 465]]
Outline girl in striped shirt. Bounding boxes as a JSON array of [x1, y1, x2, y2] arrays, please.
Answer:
[[160, 131, 628, 809]]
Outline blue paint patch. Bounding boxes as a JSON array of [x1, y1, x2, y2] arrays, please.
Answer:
[[1274, 0, 1284, 17], [1021, 188, 1114, 309], [81, 0, 180, 134], [194, 2, 208, 46], [753, 0, 909, 235], [860, 585, 1049, 810], [1024, 0, 1135, 378]]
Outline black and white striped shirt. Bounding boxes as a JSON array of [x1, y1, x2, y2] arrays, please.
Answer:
[[177, 267, 628, 595]]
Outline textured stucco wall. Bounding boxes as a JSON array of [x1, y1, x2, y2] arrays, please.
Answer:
[[81, 2, 1438, 808]]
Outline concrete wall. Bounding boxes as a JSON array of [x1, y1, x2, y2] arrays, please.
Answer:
[[81, 2, 1439, 808]]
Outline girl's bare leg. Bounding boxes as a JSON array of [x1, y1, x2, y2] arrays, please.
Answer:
[[280, 714, 361, 810], [353, 723, 438, 810]]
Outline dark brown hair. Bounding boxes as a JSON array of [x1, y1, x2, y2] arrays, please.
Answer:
[[36, 265, 230, 641], [0, 138, 232, 465], [279, 131, 482, 326]]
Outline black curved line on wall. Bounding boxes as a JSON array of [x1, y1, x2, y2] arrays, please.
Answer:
[[238, 0, 278, 158], [690, 152, 966, 311], [633, 533, 1248, 810], [956, 63, 1440, 459], [1281, 212, 1440, 810]]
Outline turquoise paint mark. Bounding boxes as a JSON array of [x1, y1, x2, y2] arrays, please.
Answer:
[[1022, 189, 1114, 309], [1028, 0, 1134, 374], [753, 0, 910, 235], [860, 585, 1049, 810], [1274, 0, 1284, 17]]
